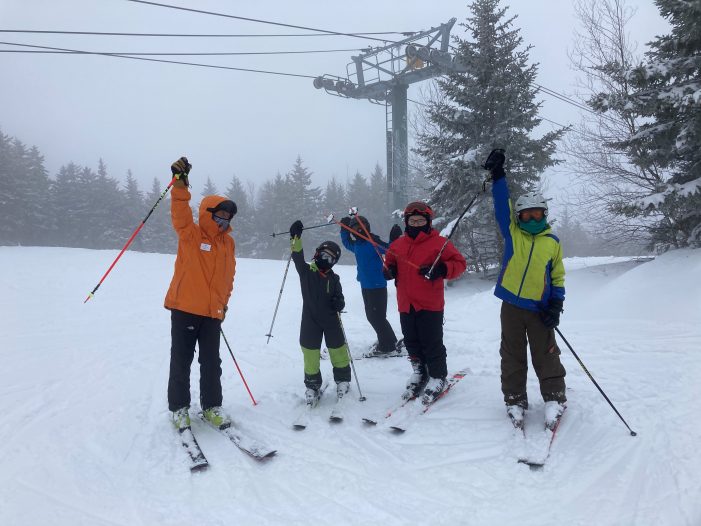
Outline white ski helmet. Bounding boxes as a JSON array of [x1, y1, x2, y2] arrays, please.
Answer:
[[514, 191, 548, 215]]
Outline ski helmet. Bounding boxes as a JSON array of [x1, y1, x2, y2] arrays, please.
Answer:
[[403, 201, 434, 224], [514, 192, 548, 215], [349, 215, 371, 234], [313, 240, 341, 270]]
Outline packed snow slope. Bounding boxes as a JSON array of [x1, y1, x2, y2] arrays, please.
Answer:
[[1, 247, 700, 526]]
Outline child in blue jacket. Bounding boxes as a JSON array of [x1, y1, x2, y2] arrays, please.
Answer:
[[339, 215, 402, 357]]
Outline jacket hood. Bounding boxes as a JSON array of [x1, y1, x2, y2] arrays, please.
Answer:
[[199, 194, 232, 237]]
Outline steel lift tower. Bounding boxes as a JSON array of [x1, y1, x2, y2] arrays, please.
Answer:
[[313, 18, 469, 215]]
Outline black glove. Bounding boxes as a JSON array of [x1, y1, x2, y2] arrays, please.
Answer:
[[483, 149, 505, 181], [171, 156, 192, 186], [340, 216, 352, 230], [419, 261, 447, 281], [389, 224, 402, 243], [540, 299, 563, 329], [383, 265, 397, 280], [290, 220, 304, 239], [222, 305, 228, 321], [330, 294, 345, 312]]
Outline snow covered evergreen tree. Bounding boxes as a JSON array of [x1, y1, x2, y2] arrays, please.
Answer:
[[415, 0, 564, 273], [591, 0, 701, 249], [225, 174, 255, 257]]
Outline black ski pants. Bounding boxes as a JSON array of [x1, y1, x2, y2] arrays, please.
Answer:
[[399, 307, 447, 379], [362, 287, 398, 352], [167, 309, 223, 412]]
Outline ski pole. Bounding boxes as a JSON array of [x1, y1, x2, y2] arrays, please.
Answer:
[[423, 178, 488, 280], [333, 215, 420, 270], [270, 221, 335, 238], [265, 252, 293, 344], [555, 327, 637, 436], [84, 175, 177, 303], [336, 312, 366, 402], [220, 328, 257, 406]]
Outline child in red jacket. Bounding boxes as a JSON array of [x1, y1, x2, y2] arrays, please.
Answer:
[[384, 202, 467, 403]]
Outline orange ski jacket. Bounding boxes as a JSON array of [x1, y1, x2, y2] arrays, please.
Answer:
[[164, 186, 236, 319]]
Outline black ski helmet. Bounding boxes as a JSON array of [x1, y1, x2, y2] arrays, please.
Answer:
[[349, 215, 371, 234], [313, 240, 341, 269]]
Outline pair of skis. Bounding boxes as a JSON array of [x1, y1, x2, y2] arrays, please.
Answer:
[[178, 414, 277, 472], [362, 368, 470, 433], [512, 408, 566, 469], [292, 381, 350, 429]]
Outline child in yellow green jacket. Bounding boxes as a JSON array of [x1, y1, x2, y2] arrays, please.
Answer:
[[485, 149, 566, 430]]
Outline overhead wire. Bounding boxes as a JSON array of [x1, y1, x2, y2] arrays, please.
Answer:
[[0, 48, 364, 56], [0, 29, 407, 38], [123, 0, 400, 44], [0, 41, 317, 78]]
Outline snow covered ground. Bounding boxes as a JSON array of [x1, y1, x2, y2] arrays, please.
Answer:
[[1, 246, 700, 526]]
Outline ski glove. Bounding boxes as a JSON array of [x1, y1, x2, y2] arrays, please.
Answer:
[[483, 149, 505, 181], [340, 216, 352, 227], [389, 224, 402, 243], [540, 299, 563, 329], [222, 305, 228, 322], [289, 220, 304, 239], [330, 294, 345, 312], [419, 261, 447, 281], [171, 157, 192, 187], [383, 264, 397, 281]]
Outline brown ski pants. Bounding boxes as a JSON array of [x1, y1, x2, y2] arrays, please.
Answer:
[[499, 301, 566, 407]]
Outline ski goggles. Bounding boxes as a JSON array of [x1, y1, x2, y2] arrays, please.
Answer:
[[518, 208, 546, 222], [403, 201, 434, 217], [317, 249, 338, 265]]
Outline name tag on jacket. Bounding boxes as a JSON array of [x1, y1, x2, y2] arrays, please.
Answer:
[[200, 243, 211, 252]]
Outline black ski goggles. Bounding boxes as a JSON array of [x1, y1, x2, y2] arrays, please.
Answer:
[[317, 248, 338, 265]]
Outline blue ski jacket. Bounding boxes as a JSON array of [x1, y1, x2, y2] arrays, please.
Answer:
[[340, 229, 389, 289]]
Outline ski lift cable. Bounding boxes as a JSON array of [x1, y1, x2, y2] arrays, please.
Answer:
[[123, 0, 400, 45]]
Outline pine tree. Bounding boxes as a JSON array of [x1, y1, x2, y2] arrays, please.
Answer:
[[224, 174, 255, 257], [415, 0, 565, 273], [591, 0, 701, 248], [286, 156, 324, 248], [122, 169, 145, 251], [201, 177, 218, 197], [140, 177, 176, 253], [51, 163, 83, 247]]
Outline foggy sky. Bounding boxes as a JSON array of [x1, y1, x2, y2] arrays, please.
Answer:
[[0, 0, 665, 210]]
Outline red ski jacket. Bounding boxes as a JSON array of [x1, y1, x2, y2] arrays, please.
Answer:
[[385, 229, 466, 313]]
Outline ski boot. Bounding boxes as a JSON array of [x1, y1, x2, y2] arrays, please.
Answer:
[[402, 360, 428, 400], [421, 376, 447, 405], [336, 381, 350, 401], [202, 406, 232, 430], [171, 407, 191, 431], [305, 386, 322, 407], [544, 400, 566, 431], [506, 404, 525, 430]]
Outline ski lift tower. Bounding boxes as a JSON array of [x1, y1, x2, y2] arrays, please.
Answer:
[[313, 18, 467, 215]]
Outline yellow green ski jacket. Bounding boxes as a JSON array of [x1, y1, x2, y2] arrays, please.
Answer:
[[492, 177, 565, 312]]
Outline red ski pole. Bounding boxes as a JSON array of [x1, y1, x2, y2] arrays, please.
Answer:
[[221, 328, 257, 406], [84, 175, 176, 303]]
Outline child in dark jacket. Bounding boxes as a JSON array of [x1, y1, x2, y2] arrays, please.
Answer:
[[384, 202, 467, 404], [289, 220, 351, 405], [339, 214, 401, 357]]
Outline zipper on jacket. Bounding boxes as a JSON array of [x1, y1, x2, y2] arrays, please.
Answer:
[[515, 235, 536, 301]]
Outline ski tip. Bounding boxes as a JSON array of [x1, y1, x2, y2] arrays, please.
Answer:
[[292, 424, 307, 430], [517, 459, 544, 470], [190, 462, 209, 473], [389, 426, 406, 434]]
